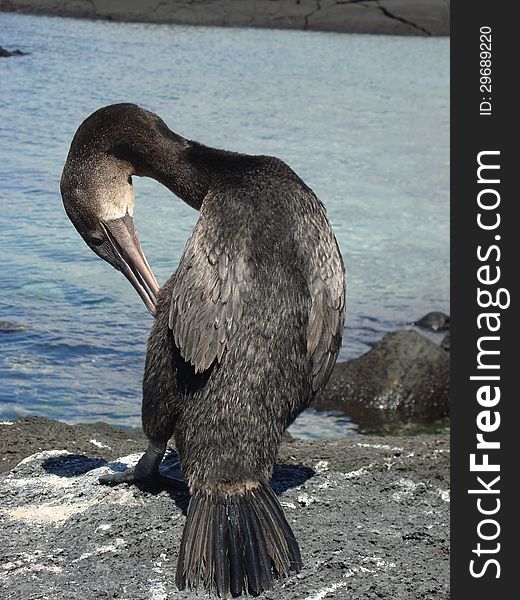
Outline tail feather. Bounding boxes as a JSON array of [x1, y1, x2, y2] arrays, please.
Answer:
[[257, 483, 303, 572], [176, 481, 302, 598], [251, 487, 291, 574], [239, 497, 263, 595], [227, 496, 245, 597], [175, 491, 200, 590], [191, 494, 208, 582], [202, 501, 215, 588], [246, 498, 274, 592], [213, 501, 230, 595]]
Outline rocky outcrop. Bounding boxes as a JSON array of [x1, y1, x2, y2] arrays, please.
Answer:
[[314, 330, 449, 432], [413, 312, 450, 332], [440, 331, 450, 353], [1, 0, 450, 35], [0, 423, 449, 599], [0, 45, 28, 56], [0, 416, 147, 473]]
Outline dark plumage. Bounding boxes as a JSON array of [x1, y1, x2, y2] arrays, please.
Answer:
[[61, 103, 346, 597]]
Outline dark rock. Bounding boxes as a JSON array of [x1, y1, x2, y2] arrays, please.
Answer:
[[440, 332, 450, 353], [413, 311, 450, 331], [0, 423, 449, 600], [0, 320, 29, 333], [0, 46, 28, 57], [0, 0, 450, 36], [313, 330, 449, 432], [0, 416, 146, 473]]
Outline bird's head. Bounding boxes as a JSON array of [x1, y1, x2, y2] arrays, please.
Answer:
[[61, 110, 160, 316]]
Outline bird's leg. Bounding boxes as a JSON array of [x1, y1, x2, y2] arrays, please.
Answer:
[[98, 278, 187, 491], [99, 439, 188, 491], [99, 439, 165, 484]]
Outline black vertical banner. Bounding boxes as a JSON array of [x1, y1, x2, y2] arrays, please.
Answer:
[[452, 1, 516, 597]]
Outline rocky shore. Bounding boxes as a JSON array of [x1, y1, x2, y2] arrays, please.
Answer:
[[0, 45, 28, 56], [0, 313, 450, 597], [314, 329, 450, 433], [0, 417, 449, 599], [0, 320, 450, 470], [1, 0, 450, 35]]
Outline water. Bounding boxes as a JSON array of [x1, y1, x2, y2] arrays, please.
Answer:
[[0, 13, 449, 438]]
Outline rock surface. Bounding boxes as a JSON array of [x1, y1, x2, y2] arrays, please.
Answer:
[[413, 312, 450, 332], [0, 45, 28, 56], [0, 418, 449, 599], [0, 417, 147, 473], [440, 331, 450, 353], [1, 0, 450, 35], [314, 330, 449, 432]]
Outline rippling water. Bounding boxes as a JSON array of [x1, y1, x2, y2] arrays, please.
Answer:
[[0, 13, 449, 437]]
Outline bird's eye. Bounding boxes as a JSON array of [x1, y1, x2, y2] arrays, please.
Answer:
[[90, 234, 104, 247]]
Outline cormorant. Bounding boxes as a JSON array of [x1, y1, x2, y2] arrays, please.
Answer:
[[61, 103, 346, 597]]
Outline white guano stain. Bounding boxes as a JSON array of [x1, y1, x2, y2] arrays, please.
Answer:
[[356, 442, 404, 452], [9, 502, 94, 523], [437, 488, 450, 502], [89, 439, 112, 449], [76, 538, 126, 562], [297, 493, 318, 507], [391, 478, 424, 501], [343, 464, 374, 479], [304, 556, 397, 600], [314, 460, 329, 473], [7, 472, 80, 489], [149, 579, 168, 600], [303, 567, 362, 600], [0, 552, 63, 580], [0, 562, 63, 579], [17, 449, 70, 466]]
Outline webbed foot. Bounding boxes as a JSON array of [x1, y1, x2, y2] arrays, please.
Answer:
[[99, 440, 189, 492], [99, 469, 188, 491]]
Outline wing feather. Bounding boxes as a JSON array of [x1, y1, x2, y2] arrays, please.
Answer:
[[169, 185, 345, 387], [168, 215, 246, 374], [305, 226, 346, 394]]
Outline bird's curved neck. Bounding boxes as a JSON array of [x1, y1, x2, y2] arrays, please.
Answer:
[[113, 131, 214, 211]]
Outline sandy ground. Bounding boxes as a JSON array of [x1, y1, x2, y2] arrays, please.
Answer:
[[0, 417, 449, 599], [1, 0, 450, 35]]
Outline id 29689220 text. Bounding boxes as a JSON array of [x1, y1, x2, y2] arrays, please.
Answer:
[[479, 26, 492, 116]]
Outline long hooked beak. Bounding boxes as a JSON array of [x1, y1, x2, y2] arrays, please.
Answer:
[[101, 215, 160, 317]]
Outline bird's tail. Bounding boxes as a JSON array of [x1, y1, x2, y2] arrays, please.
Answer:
[[175, 481, 302, 597]]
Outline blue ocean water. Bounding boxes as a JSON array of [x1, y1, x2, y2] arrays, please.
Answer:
[[0, 13, 449, 437]]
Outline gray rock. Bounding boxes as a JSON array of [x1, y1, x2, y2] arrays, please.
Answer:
[[314, 330, 449, 432], [0, 416, 147, 473], [0, 433, 449, 599], [1, 0, 450, 35], [0, 320, 30, 332], [0, 46, 28, 57], [413, 312, 450, 332], [440, 332, 450, 353]]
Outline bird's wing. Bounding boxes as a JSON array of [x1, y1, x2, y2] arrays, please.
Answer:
[[168, 214, 247, 374], [306, 234, 346, 394]]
